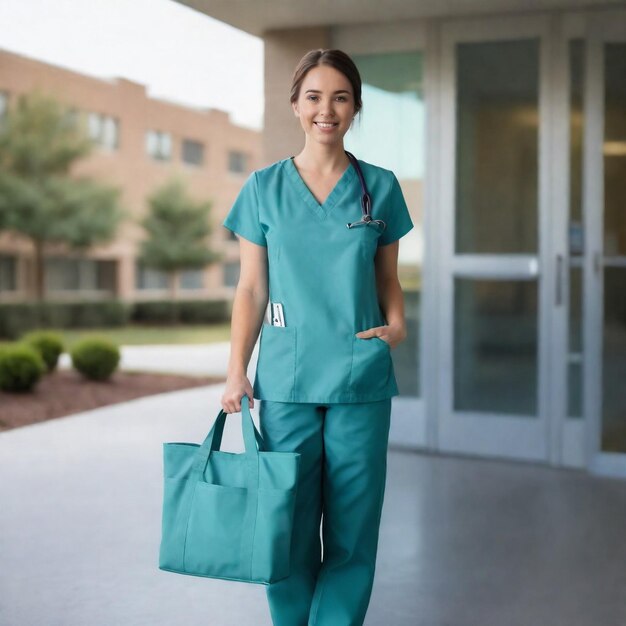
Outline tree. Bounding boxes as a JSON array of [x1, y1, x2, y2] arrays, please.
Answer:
[[0, 90, 125, 301], [139, 177, 222, 323]]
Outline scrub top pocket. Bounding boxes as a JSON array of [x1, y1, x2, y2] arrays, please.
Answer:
[[253, 324, 297, 401], [356, 223, 384, 253], [349, 335, 394, 398]]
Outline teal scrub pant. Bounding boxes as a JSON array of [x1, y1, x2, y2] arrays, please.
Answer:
[[258, 398, 392, 626]]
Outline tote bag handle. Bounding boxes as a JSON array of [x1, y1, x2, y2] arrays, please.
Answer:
[[191, 395, 262, 489], [209, 397, 266, 452]]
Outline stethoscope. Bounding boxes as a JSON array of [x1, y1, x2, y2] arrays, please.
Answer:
[[344, 150, 387, 232]]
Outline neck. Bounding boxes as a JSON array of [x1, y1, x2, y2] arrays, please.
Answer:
[[293, 142, 350, 174]]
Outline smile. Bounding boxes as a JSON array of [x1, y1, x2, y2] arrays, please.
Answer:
[[314, 122, 338, 129]]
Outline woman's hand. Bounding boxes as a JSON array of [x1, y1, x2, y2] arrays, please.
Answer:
[[221, 373, 255, 413], [355, 322, 407, 349]]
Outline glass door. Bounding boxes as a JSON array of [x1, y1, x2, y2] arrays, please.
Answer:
[[439, 16, 552, 460], [583, 11, 626, 477]]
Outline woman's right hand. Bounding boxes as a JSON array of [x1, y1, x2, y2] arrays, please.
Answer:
[[221, 374, 255, 413]]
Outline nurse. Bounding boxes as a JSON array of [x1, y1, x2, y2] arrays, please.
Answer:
[[221, 48, 413, 626]]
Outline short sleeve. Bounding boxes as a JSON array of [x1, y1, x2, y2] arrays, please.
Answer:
[[222, 172, 267, 247], [378, 171, 414, 246]]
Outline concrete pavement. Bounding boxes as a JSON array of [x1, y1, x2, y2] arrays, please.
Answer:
[[58, 341, 245, 377], [2, 345, 626, 625]]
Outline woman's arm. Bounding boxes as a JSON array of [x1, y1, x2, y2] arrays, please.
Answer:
[[222, 237, 269, 412], [355, 240, 407, 349]]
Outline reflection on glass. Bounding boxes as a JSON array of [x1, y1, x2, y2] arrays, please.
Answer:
[[456, 39, 539, 254], [569, 40, 585, 237], [568, 267, 583, 417], [347, 51, 423, 397], [601, 44, 626, 453], [568, 40, 585, 420], [454, 279, 538, 416]]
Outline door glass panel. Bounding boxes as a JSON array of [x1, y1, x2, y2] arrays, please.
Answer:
[[601, 43, 626, 453], [568, 39, 585, 419], [347, 51, 424, 398], [456, 39, 539, 254], [568, 267, 583, 417], [454, 278, 538, 415]]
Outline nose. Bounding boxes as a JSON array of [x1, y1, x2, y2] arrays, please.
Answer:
[[319, 99, 335, 116]]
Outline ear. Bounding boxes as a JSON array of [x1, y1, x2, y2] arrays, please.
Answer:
[[291, 101, 299, 118]]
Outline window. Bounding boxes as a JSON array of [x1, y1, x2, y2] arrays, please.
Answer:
[[87, 112, 119, 150], [146, 130, 172, 161], [44, 257, 116, 292], [135, 260, 168, 290], [62, 107, 80, 131], [0, 255, 17, 291], [228, 151, 247, 174], [223, 261, 239, 288], [182, 139, 204, 166], [180, 268, 204, 289], [0, 91, 9, 119]]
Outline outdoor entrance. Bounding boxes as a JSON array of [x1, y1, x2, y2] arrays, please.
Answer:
[[436, 12, 626, 472]]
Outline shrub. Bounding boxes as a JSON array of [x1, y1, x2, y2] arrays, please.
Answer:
[[0, 343, 46, 392], [0, 300, 131, 339], [20, 330, 65, 372], [70, 337, 121, 381], [131, 299, 230, 324]]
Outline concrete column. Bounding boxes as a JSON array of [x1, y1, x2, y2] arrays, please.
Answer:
[[263, 27, 331, 165]]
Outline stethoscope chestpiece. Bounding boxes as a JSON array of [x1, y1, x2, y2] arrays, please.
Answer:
[[346, 217, 386, 230], [344, 150, 387, 232]]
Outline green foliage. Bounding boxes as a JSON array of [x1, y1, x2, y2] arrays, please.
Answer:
[[131, 299, 230, 324], [0, 89, 92, 177], [20, 330, 65, 372], [0, 91, 127, 300], [140, 177, 222, 272], [0, 301, 131, 339], [0, 343, 46, 392], [70, 337, 120, 381]]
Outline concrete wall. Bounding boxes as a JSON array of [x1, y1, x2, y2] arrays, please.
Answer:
[[262, 27, 331, 165]]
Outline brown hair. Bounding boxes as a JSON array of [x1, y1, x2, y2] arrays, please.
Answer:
[[290, 49, 362, 122]]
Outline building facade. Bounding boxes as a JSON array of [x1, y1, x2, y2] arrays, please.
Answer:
[[0, 48, 261, 303], [177, 2, 626, 479]]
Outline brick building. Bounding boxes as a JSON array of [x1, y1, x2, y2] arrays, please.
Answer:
[[0, 48, 261, 303]]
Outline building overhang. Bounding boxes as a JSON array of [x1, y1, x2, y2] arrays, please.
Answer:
[[175, 0, 615, 37]]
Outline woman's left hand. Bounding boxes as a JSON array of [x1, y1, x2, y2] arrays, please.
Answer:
[[355, 323, 407, 349]]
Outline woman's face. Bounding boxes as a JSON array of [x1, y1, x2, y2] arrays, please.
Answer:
[[292, 65, 356, 147]]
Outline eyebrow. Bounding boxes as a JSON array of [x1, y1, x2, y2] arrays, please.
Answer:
[[305, 89, 350, 94]]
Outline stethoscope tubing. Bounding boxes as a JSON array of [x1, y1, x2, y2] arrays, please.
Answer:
[[344, 150, 386, 231]]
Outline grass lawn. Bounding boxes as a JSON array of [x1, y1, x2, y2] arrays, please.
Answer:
[[0, 322, 232, 349]]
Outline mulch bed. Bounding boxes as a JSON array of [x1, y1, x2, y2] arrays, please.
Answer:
[[0, 368, 225, 432]]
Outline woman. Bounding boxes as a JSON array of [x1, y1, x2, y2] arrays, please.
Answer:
[[221, 48, 413, 626]]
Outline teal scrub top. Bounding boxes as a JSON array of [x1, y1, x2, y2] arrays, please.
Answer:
[[222, 155, 414, 403]]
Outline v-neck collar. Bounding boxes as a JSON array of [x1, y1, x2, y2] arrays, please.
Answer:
[[284, 155, 356, 221]]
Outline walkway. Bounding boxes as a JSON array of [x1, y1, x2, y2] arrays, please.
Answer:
[[1, 382, 625, 624]]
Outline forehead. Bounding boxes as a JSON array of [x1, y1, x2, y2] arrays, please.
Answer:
[[301, 65, 351, 91]]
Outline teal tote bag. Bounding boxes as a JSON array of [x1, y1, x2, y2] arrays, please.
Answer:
[[158, 395, 301, 584]]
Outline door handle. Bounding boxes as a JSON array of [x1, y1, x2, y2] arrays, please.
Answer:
[[555, 254, 564, 306], [593, 251, 603, 275]]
